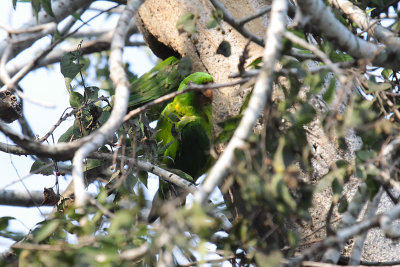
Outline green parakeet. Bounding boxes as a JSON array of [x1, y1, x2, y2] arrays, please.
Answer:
[[148, 72, 214, 222], [127, 56, 191, 118]]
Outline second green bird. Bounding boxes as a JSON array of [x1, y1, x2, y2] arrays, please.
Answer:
[[148, 72, 214, 222]]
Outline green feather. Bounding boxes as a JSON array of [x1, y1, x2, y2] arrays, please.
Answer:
[[149, 72, 213, 222], [128, 56, 189, 110], [156, 72, 213, 177]]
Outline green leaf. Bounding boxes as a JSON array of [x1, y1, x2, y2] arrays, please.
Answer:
[[109, 210, 134, 236], [53, 29, 62, 42], [206, 9, 223, 29], [137, 170, 148, 188], [61, 52, 82, 91], [31, 0, 41, 22], [176, 12, 196, 34], [216, 40, 231, 57], [98, 107, 111, 125], [330, 50, 353, 62], [294, 102, 316, 126], [12, 0, 17, 9], [170, 169, 195, 183], [338, 197, 348, 213], [84, 86, 99, 101], [365, 175, 380, 200], [85, 159, 103, 171], [331, 178, 342, 195], [34, 220, 60, 242], [247, 57, 262, 69], [255, 251, 282, 267], [40, 0, 55, 17], [356, 150, 376, 161], [381, 68, 393, 79], [177, 56, 193, 77], [239, 90, 251, 113], [366, 80, 392, 92], [69, 91, 84, 107], [206, 17, 218, 29], [323, 77, 336, 104], [0, 217, 15, 231], [30, 160, 53, 176], [58, 120, 82, 142], [366, 7, 376, 14], [215, 115, 241, 144]]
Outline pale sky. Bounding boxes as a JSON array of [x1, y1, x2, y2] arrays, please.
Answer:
[[0, 1, 156, 252]]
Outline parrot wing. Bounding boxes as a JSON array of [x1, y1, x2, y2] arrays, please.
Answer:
[[128, 56, 189, 110]]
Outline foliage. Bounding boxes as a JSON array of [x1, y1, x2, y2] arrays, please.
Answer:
[[3, 0, 400, 266]]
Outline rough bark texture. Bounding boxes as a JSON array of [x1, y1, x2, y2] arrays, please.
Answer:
[[135, 0, 265, 132], [134, 0, 400, 261], [0, 90, 21, 123]]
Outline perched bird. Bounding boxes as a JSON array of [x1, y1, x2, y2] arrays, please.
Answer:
[[148, 72, 214, 222], [128, 56, 191, 115]]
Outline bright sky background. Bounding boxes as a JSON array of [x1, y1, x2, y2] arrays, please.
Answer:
[[0, 1, 156, 252]]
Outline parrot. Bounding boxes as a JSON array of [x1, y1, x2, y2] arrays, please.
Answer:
[[127, 56, 192, 118], [148, 72, 214, 222]]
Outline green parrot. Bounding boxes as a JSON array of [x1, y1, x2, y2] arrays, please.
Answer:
[[148, 72, 214, 222], [127, 56, 191, 117]]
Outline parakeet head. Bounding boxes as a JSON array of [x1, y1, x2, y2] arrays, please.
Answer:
[[177, 72, 214, 104], [177, 72, 213, 91]]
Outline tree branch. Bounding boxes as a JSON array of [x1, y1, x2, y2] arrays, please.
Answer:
[[0, 0, 95, 60], [208, 0, 264, 46], [0, 190, 45, 207], [290, 197, 400, 265], [5, 32, 143, 77], [295, 0, 400, 68], [194, 0, 288, 204], [328, 0, 399, 46], [123, 78, 250, 122], [91, 152, 198, 194], [322, 183, 369, 263], [71, 0, 145, 209]]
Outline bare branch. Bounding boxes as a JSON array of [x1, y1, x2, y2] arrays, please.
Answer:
[[208, 0, 264, 46], [295, 0, 400, 68], [284, 31, 345, 82], [290, 191, 400, 265], [0, 190, 45, 207], [0, 0, 96, 60], [91, 152, 198, 195], [118, 243, 149, 261], [71, 0, 145, 209], [322, 183, 369, 263], [237, 6, 271, 26], [194, 0, 288, 204], [348, 188, 383, 265], [328, 0, 399, 45]]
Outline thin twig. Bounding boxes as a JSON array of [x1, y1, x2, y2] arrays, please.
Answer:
[[237, 6, 271, 26], [123, 78, 250, 122], [91, 152, 198, 194], [0, 4, 119, 93], [208, 0, 264, 46], [178, 255, 236, 267], [118, 243, 149, 261], [0, 22, 57, 35], [38, 96, 109, 143], [284, 31, 345, 82]]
